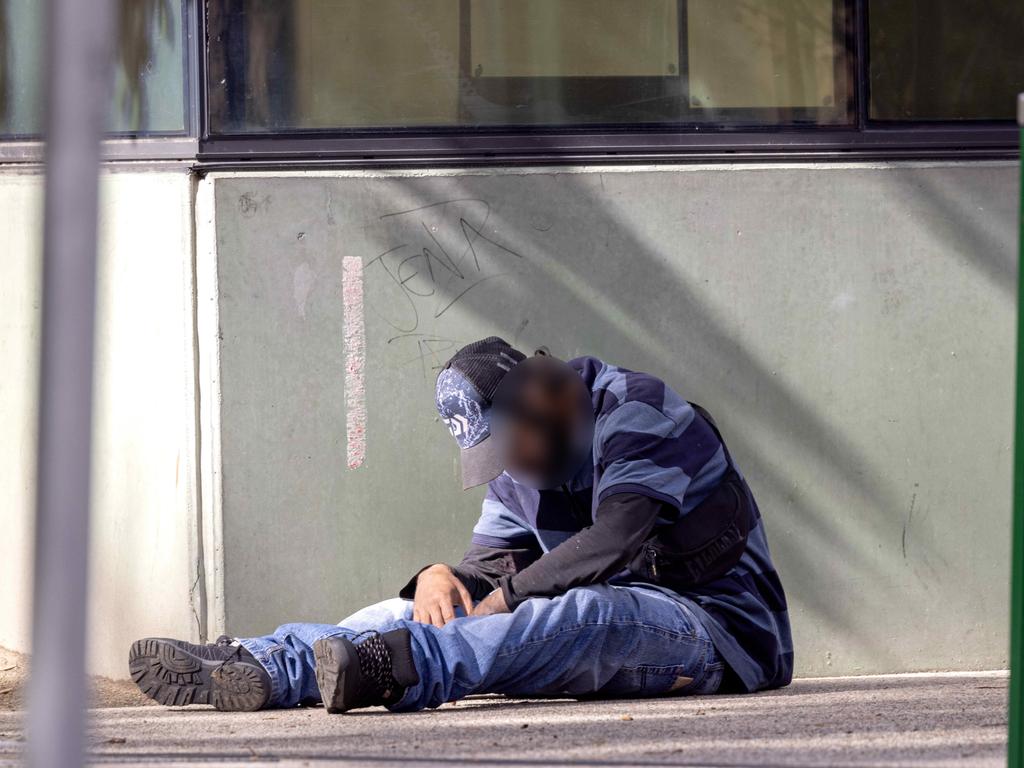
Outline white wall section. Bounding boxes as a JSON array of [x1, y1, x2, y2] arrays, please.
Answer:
[[0, 168, 199, 679]]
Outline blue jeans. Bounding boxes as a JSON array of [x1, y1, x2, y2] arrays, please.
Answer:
[[239, 584, 724, 711]]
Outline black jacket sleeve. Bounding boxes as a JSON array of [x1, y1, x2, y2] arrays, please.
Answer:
[[398, 541, 543, 602], [499, 492, 666, 610]]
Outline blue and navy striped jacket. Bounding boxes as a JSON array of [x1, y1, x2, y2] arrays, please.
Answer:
[[471, 356, 793, 692]]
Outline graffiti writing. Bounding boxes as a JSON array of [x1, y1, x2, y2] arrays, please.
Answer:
[[366, 198, 526, 377]]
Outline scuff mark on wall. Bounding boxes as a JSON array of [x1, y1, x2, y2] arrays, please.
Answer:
[[902, 490, 917, 560], [343, 256, 366, 469], [293, 261, 315, 320]]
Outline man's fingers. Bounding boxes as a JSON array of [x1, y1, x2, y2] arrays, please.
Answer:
[[428, 605, 445, 629], [415, 603, 436, 626], [454, 581, 474, 617], [439, 599, 456, 625]]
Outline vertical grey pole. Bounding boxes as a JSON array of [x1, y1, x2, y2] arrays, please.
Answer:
[[27, 0, 114, 767]]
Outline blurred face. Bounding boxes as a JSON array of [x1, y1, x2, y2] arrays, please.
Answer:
[[491, 356, 594, 490]]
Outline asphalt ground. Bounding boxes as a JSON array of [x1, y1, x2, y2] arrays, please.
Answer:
[[0, 672, 1008, 767]]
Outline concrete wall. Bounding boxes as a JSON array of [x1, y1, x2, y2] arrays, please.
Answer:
[[0, 168, 200, 679], [1, 160, 1016, 682], [205, 162, 1017, 677]]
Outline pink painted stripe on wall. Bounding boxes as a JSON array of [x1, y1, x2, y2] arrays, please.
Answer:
[[342, 256, 366, 469]]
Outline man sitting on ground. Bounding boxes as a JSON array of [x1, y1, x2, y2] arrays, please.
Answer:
[[130, 337, 792, 713]]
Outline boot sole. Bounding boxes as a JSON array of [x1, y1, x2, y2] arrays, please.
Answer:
[[313, 636, 361, 714], [128, 638, 270, 711]]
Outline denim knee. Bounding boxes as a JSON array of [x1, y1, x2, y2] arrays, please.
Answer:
[[554, 585, 621, 621], [373, 597, 414, 615]]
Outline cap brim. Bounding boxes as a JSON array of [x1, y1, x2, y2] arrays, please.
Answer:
[[459, 436, 504, 490]]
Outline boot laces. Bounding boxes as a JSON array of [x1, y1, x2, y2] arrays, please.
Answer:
[[212, 635, 246, 673], [351, 631, 400, 701]]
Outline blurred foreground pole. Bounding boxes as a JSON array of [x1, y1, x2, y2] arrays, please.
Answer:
[[27, 0, 115, 766], [1010, 92, 1024, 768]]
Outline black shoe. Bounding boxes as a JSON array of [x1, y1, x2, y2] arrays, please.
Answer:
[[313, 629, 419, 714], [129, 636, 272, 711]]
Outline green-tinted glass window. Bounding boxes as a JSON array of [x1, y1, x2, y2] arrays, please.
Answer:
[[206, 0, 852, 133], [869, 0, 1024, 121], [0, 0, 43, 137], [0, 0, 188, 138]]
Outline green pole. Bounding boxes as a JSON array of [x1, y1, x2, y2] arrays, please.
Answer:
[[1010, 91, 1024, 768]]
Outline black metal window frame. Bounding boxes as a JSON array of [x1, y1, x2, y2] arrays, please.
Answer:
[[196, 0, 1020, 168], [0, 0, 1017, 165]]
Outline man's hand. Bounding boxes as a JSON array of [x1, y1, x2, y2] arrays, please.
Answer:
[[413, 564, 474, 628], [472, 587, 510, 617]]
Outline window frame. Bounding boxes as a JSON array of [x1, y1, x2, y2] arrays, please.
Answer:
[[195, 0, 1018, 166], [862, 0, 1024, 126], [0, 0, 200, 163], [452, 0, 854, 130], [1, 0, 1017, 165]]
